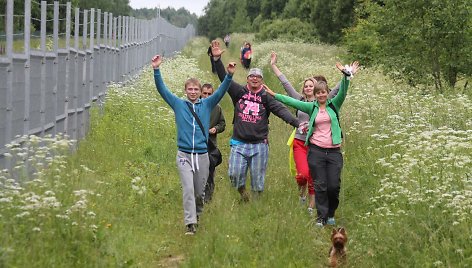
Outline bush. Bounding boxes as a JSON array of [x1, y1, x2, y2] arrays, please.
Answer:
[[342, 18, 381, 66], [256, 18, 316, 43]]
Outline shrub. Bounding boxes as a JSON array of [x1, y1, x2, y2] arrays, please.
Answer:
[[256, 18, 316, 43]]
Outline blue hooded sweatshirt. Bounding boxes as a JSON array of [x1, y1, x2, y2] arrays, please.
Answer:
[[153, 69, 232, 153]]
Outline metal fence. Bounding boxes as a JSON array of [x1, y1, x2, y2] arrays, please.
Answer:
[[0, 0, 195, 169]]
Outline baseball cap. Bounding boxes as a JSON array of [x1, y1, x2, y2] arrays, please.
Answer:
[[247, 68, 263, 79]]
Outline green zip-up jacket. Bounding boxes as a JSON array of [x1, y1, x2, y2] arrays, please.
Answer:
[[274, 76, 350, 146]]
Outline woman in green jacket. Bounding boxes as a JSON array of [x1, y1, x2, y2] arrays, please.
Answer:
[[264, 62, 359, 227]]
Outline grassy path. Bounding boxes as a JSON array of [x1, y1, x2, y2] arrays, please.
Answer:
[[0, 34, 470, 267]]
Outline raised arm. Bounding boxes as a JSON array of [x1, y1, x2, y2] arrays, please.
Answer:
[[270, 51, 283, 77], [265, 84, 313, 114], [211, 40, 245, 100], [265, 94, 300, 128], [206, 62, 236, 107], [270, 51, 303, 99], [151, 55, 178, 107], [211, 40, 228, 83], [329, 61, 359, 98], [330, 61, 360, 110]]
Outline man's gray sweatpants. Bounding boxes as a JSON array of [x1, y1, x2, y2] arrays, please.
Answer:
[[176, 151, 209, 226]]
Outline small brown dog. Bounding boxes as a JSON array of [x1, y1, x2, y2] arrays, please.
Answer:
[[329, 227, 348, 267]]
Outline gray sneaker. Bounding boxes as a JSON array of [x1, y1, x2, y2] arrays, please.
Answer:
[[299, 196, 307, 205], [185, 224, 196, 235]]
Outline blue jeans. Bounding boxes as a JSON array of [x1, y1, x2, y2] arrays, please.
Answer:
[[228, 143, 269, 191]]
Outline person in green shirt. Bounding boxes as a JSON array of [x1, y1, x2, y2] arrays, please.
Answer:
[[264, 61, 359, 227]]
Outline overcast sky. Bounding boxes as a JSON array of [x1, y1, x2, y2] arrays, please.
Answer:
[[128, 0, 210, 16]]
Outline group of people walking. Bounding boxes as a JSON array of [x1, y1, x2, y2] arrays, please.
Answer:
[[151, 39, 359, 234]]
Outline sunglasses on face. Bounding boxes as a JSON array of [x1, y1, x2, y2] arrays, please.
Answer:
[[248, 75, 262, 79]]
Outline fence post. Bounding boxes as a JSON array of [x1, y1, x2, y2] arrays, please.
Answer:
[[117, 16, 121, 81], [24, 0, 31, 137], [112, 15, 116, 82], [103, 11, 108, 86], [108, 13, 112, 84], [95, 9, 102, 102], [2, 0, 14, 169], [52, 1, 59, 136], [89, 8, 95, 108], [124, 16, 129, 81], [39, 1, 47, 137], [79, 9, 88, 139], [63, 2, 71, 136], [71, 7, 79, 140]]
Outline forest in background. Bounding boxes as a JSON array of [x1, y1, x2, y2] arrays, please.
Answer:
[[1, 0, 471, 92], [198, 0, 472, 92]]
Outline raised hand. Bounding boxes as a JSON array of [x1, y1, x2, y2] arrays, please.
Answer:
[[151, 55, 162, 69], [336, 61, 360, 77], [263, 84, 275, 96], [336, 62, 352, 77], [227, 62, 236, 75], [350, 61, 360, 75], [211, 40, 225, 58], [270, 51, 277, 66]]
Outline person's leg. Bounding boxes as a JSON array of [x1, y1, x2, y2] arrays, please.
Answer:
[[228, 144, 249, 199], [176, 151, 197, 226], [308, 146, 328, 224], [204, 165, 216, 203], [293, 139, 313, 206], [248, 143, 269, 193], [194, 153, 210, 217], [326, 151, 343, 219]]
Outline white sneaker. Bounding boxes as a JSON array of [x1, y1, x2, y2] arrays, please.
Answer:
[[307, 207, 314, 216]]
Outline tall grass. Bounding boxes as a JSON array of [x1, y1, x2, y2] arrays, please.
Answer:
[[0, 34, 470, 267]]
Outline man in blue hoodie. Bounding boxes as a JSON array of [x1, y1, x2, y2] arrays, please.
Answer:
[[151, 54, 236, 235]]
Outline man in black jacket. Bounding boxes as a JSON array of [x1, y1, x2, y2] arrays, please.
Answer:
[[201, 83, 226, 202], [207, 43, 216, 73], [210, 40, 301, 201]]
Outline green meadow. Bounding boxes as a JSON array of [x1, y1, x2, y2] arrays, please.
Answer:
[[1, 34, 470, 267]]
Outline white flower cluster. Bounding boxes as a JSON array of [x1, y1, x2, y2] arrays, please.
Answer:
[[131, 176, 146, 195], [343, 70, 472, 225], [1, 134, 76, 182]]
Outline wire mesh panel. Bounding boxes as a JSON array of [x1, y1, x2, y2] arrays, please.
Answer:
[[28, 55, 42, 135], [0, 62, 8, 151], [67, 50, 78, 140], [56, 50, 68, 133], [44, 55, 57, 133], [0, 0, 196, 170], [11, 58, 27, 139]]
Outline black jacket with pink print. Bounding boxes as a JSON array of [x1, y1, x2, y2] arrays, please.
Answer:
[[214, 58, 300, 143]]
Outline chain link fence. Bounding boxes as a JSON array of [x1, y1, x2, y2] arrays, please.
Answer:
[[0, 0, 196, 170]]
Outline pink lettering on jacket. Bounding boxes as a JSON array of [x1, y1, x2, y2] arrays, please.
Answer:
[[237, 93, 265, 123]]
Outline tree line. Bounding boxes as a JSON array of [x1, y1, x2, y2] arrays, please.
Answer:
[[198, 0, 471, 92], [2, 0, 470, 91], [0, 0, 196, 34]]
